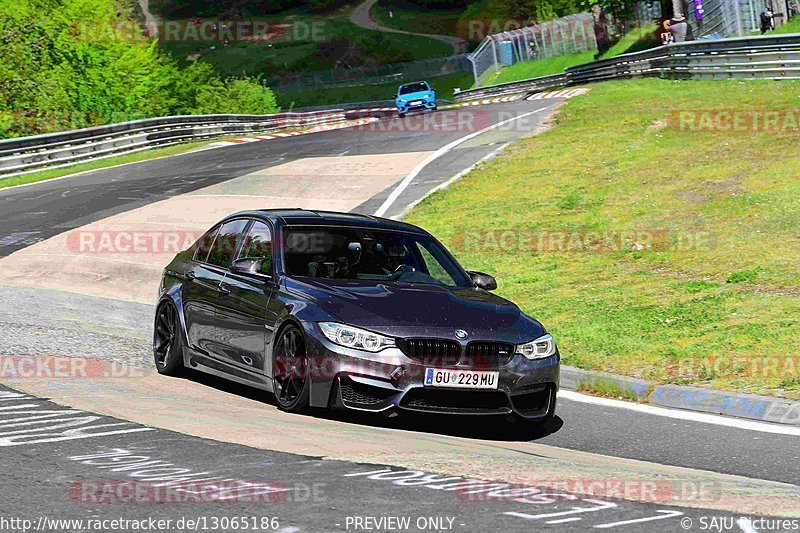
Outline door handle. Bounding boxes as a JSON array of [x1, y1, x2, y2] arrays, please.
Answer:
[[219, 282, 231, 294], [185, 270, 196, 280]]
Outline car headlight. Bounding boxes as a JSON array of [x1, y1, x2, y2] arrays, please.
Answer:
[[516, 334, 556, 360], [318, 322, 395, 352]]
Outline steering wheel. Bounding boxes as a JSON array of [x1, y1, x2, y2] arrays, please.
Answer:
[[390, 264, 416, 281]]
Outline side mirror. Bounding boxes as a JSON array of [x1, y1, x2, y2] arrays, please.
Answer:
[[231, 257, 271, 280], [467, 270, 497, 291]]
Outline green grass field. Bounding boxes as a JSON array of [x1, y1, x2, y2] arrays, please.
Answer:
[[370, 3, 463, 37], [162, 15, 452, 78], [488, 52, 596, 84], [405, 78, 800, 399], [772, 15, 800, 33], [370, 0, 505, 43], [275, 71, 473, 108]]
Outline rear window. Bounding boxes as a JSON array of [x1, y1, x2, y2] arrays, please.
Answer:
[[207, 219, 249, 268], [193, 226, 219, 262]]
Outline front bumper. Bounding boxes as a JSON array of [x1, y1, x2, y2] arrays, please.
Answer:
[[302, 328, 559, 419], [396, 99, 436, 114]]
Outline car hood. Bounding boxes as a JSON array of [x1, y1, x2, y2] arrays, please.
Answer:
[[397, 90, 432, 101], [284, 278, 543, 339]]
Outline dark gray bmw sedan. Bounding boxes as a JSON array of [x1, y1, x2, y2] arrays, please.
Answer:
[[155, 209, 559, 423]]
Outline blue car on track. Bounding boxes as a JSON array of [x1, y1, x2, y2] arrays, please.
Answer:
[[395, 81, 437, 117]]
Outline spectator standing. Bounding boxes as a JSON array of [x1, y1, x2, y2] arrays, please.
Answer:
[[669, 13, 694, 42], [760, 5, 775, 33]]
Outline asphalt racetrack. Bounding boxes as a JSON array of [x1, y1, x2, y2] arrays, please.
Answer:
[[1, 98, 799, 533]]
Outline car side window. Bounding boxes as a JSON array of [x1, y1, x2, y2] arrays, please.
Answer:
[[415, 242, 458, 287], [193, 226, 219, 262], [237, 221, 273, 274], [207, 219, 249, 268]]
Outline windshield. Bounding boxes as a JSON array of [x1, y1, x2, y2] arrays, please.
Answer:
[[282, 226, 470, 288], [399, 82, 429, 95]]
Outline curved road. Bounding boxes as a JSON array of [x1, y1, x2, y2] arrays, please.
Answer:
[[0, 99, 799, 532], [350, 0, 467, 55]]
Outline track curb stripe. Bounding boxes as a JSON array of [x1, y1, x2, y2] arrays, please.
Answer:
[[527, 88, 590, 100], [560, 365, 800, 426]]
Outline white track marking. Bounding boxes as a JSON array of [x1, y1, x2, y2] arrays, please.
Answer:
[[559, 390, 800, 436], [546, 517, 582, 524], [592, 510, 684, 528], [373, 105, 553, 217], [505, 499, 618, 521], [391, 142, 510, 220]]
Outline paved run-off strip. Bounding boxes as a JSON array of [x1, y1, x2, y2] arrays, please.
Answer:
[[0, 151, 432, 303], [2, 364, 800, 519]]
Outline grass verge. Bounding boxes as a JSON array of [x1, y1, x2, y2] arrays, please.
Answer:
[[577, 380, 644, 402], [772, 16, 800, 33], [405, 78, 800, 399], [485, 24, 660, 86], [488, 52, 596, 84], [0, 141, 213, 190]]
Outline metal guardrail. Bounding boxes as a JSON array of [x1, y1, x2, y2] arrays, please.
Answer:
[[454, 73, 568, 100], [5, 33, 800, 178], [454, 33, 800, 102], [0, 107, 390, 178]]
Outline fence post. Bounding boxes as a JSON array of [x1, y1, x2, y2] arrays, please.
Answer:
[[490, 37, 500, 72], [469, 55, 480, 87], [734, 0, 745, 36]]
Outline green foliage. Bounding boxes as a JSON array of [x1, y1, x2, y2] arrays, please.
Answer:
[[193, 78, 279, 114], [154, 0, 351, 17], [496, 0, 584, 21], [0, 0, 279, 138], [578, 0, 637, 22], [726, 268, 762, 284]]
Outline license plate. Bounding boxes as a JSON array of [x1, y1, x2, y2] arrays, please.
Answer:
[[410, 100, 423, 105], [424, 368, 499, 389]]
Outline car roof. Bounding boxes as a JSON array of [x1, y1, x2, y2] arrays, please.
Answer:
[[399, 81, 429, 87], [225, 209, 429, 235]]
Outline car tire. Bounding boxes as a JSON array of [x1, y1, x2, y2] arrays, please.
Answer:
[[398, 112, 406, 118], [272, 324, 311, 413], [153, 301, 185, 376]]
